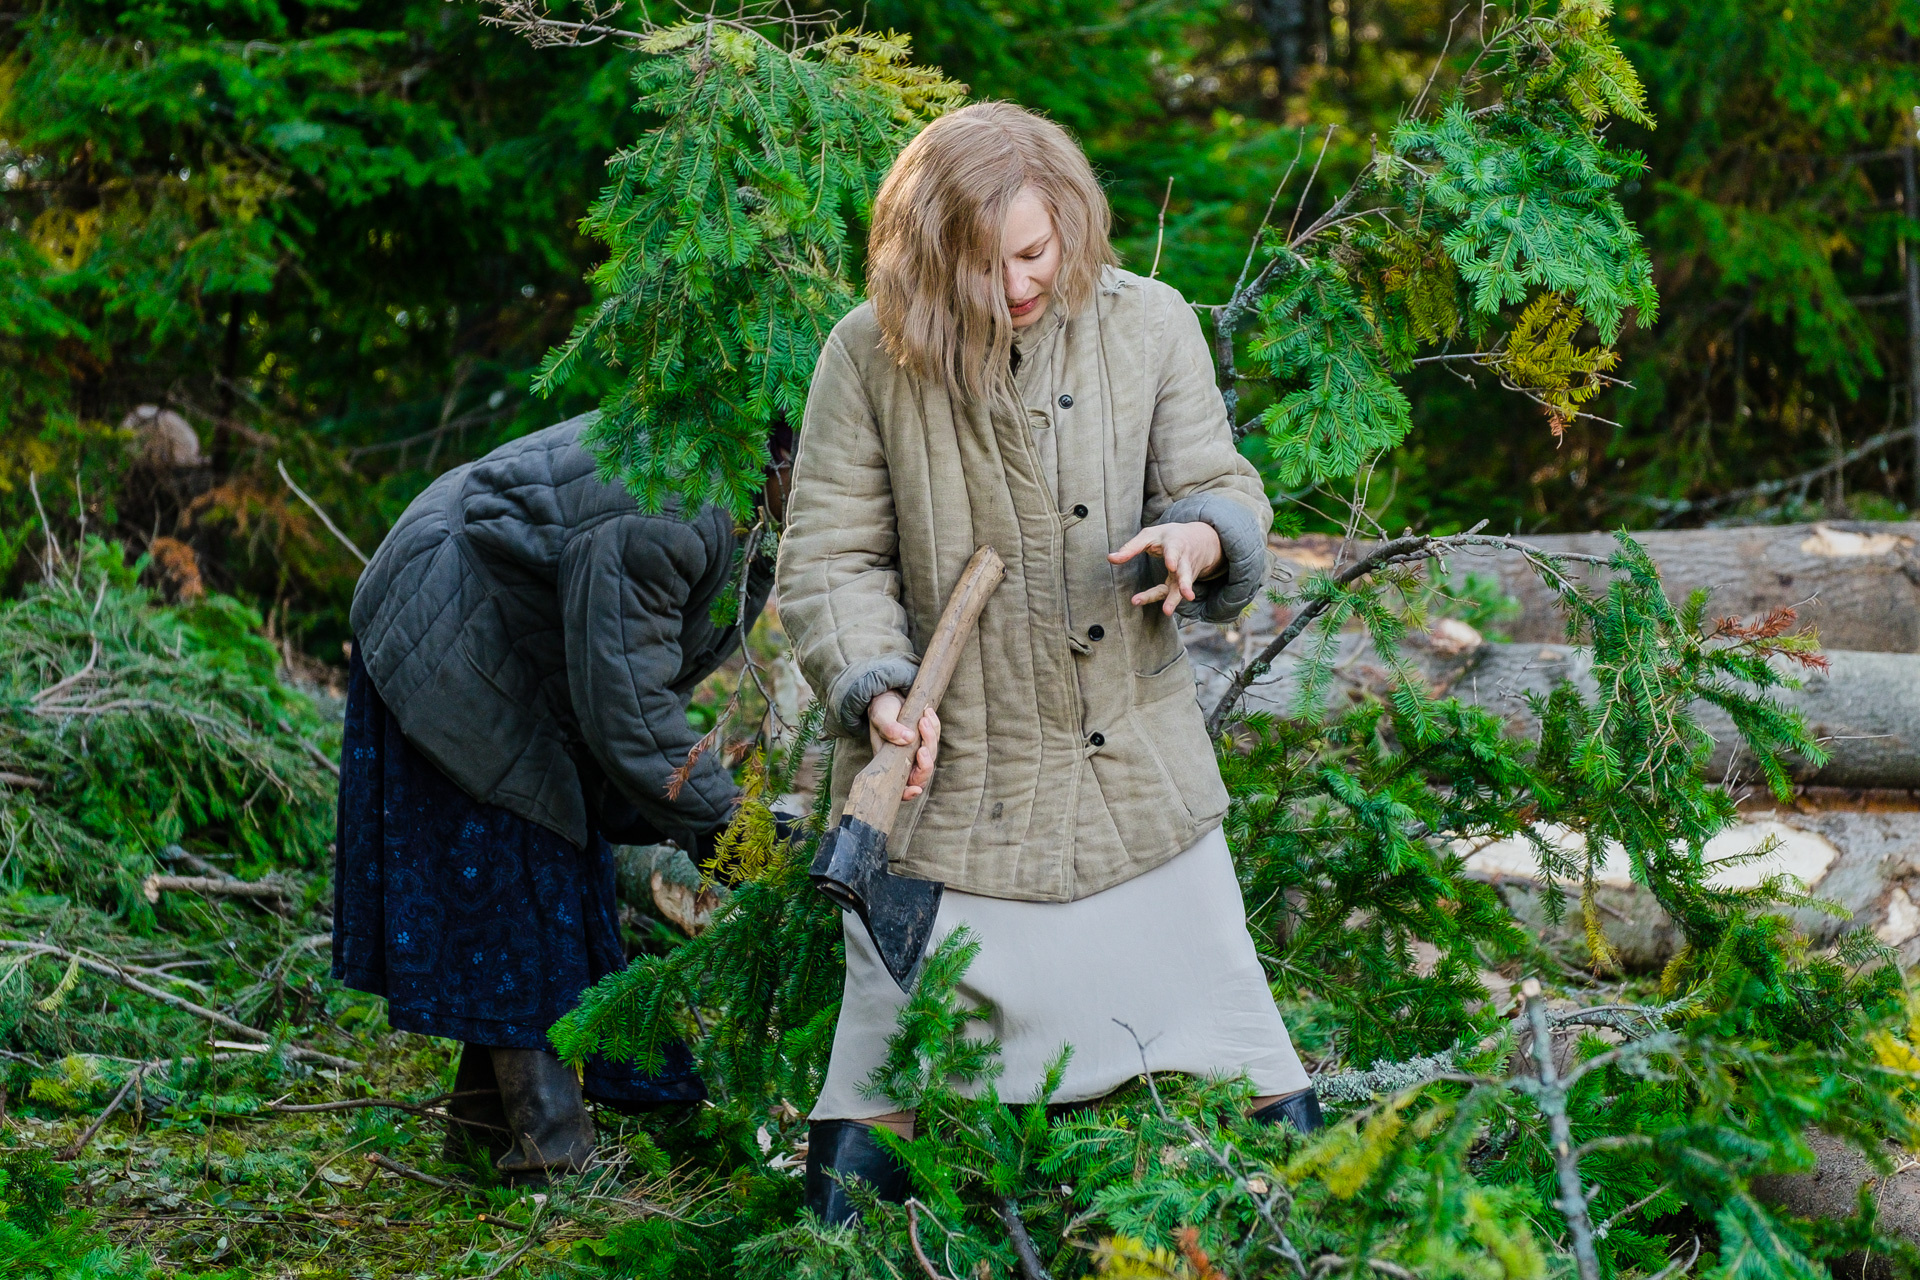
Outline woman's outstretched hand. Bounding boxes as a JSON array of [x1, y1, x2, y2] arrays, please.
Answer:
[[1109, 521, 1223, 616], [868, 691, 941, 801]]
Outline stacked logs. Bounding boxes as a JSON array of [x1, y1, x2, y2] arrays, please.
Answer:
[[1184, 521, 1920, 970]]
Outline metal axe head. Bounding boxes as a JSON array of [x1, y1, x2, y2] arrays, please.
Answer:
[[810, 816, 943, 991]]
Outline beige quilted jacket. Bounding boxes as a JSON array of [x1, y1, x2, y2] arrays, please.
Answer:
[[775, 267, 1272, 902]]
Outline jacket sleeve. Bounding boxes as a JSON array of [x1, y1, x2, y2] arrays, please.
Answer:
[[1141, 288, 1276, 624], [775, 332, 920, 738], [560, 514, 736, 844]]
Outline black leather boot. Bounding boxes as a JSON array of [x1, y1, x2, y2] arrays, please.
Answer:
[[443, 1042, 512, 1166], [492, 1047, 596, 1182], [1251, 1088, 1325, 1133], [804, 1120, 911, 1227]]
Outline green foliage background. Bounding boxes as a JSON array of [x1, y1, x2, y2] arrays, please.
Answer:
[[5, 4, 1920, 1280], [4, 1, 1920, 651]]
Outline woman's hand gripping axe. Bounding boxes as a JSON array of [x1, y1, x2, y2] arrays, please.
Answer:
[[810, 545, 1006, 990]]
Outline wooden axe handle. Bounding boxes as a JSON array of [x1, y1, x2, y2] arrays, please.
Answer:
[[842, 545, 1006, 833]]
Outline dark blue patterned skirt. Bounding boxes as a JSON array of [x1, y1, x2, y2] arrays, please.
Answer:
[[332, 649, 703, 1109]]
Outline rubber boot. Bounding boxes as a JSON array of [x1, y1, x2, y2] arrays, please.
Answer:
[[1250, 1088, 1325, 1133], [443, 1042, 512, 1166], [492, 1047, 596, 1182], [804, 1120, 911, 1227]]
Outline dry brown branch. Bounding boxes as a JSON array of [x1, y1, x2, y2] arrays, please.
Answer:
[[997, 1196, 1055, 1280], [32, 637, 100, 705], [59, 1064, 146, 1160], [0, 940, 358, 1070], [276, 460, 369, 566], [0, 771, 46, 790], [143, 873, 292, 908], [366, 1151, 457, 1190], [907, 1199, 957, 1280]]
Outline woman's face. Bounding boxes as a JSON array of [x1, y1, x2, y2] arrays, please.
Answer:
[[1001, 187, 1060, 329]]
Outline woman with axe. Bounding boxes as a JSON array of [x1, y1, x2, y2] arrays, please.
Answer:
[[777, 101, 1319, 1226]]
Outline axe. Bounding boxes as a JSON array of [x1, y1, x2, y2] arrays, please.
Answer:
[[810, 544, 1006, 990]]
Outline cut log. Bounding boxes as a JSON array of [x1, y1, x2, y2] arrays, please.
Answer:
[[1187, 625, 1920, 791], [1464, 797, 1920, 971], [1181, 627, 1920, 971], [1270, 521, 1920, 653], [1452, 643, 1920, 791]]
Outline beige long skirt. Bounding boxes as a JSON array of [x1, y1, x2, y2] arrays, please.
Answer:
[[810, 825, 1311, 1120]]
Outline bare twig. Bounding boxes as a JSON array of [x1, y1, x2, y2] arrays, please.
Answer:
[[478, 1200, 550, 1280], [1409, 5, 1472, 119], [0, 940, 358, 1070], [28, 471, 64, 577], [1520, 978, 1601, 1280], [907, 1199, 958, 1280], [276, 461, 369, 566], [1627, 423, 1914, 519], [1205, 525, 1618, 735], [1285, 124, 1338, 245], [1150, 176, 1174, 279], [143, 874, 292, 910], [0, 772, 46, 791], [1237, 131, 1307, 295], [60, 1064, 146, 1160], [32, 637, 101, 706], [161, 844, 233, 880], [997, 1196, 1055, 1280], [366, 1151, 457, 1190]]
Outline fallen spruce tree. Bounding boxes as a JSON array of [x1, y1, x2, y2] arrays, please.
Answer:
[[461, 3, 1920, 1278]]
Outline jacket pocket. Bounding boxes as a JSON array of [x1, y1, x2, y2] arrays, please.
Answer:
[[1129, 668, 1229, 831], [1133, 648, 1196, 701]]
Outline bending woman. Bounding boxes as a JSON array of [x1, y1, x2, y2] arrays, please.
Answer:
[[338, 412, 783, 1180], [776, 102, 1319, 1227]]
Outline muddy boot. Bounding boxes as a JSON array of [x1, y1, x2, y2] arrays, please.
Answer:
[[1250, 1088, 1325, 1133], [492, 1047, 596, 1183], [804, 1120, 910, 1227], [443, 1042, 512, 1166]]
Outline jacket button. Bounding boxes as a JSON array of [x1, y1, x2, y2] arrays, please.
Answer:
[[1071, 503, 1088, 518], [1088, 732, 1105, 748], [1058, 393, 1074, 409], [1087, 624, 1104, 641]]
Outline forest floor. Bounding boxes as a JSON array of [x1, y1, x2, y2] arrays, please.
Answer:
[[0, 633, 791, 1280], [0, 841, 777, 1280]]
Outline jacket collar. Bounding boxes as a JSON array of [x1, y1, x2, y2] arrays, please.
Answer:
[[1011, 303, 1067, 360]]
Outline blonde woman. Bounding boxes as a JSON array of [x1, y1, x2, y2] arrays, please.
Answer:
[[776, 101, 1319, 1225]]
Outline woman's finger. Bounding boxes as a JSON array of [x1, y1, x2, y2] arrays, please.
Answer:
[[1131, 582, 1171, 607], [1107, 525, 1165, 565]]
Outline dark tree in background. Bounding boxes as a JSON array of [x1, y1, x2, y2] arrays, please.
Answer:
[[0, 1, 647, 639], [3, 0, 1919, 648]]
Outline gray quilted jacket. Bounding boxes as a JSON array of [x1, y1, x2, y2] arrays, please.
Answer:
[[349, 413, 772, 850]]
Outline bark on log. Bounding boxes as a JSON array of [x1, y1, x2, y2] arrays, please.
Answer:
[[1453, 643, 1920, 790], [1188, 629, 1920, 791], [1270, 521, 1920, 653]]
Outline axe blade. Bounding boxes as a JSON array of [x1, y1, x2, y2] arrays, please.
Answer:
[[811, 816, 944, 991]]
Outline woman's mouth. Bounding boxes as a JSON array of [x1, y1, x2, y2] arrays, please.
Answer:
[[1008, 295, 1039, 317]]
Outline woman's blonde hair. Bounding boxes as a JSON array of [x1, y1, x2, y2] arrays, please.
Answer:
[[867, 102, 1115, 413]]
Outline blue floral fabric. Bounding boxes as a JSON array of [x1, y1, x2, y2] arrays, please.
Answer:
[[333, 649, 703, 1109]]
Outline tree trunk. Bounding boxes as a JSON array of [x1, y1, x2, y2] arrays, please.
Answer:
[[1269, 523, 1920, 652], [1455, 643, 1920, 791]]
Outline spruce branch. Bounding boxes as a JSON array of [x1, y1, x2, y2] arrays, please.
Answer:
[[1207, 523, 1610, 735]]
